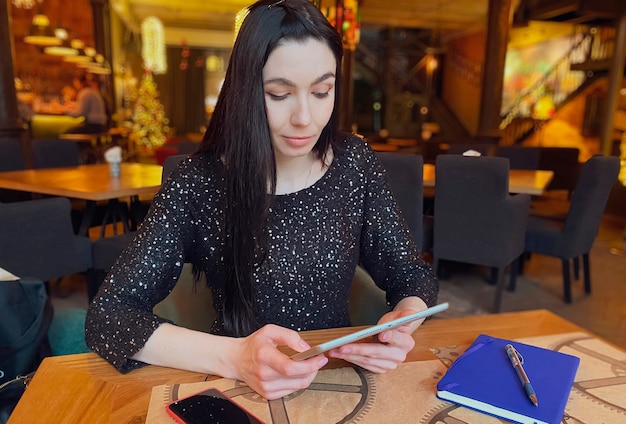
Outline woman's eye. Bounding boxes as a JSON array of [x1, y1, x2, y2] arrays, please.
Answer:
[[267, 93, 288, 101], [313, 90, 330, 99]]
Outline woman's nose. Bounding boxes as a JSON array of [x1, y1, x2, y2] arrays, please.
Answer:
[[290, 96, 312, 126]]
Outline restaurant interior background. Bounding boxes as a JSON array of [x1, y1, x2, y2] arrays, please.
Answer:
[[5, 0, 626, 214]]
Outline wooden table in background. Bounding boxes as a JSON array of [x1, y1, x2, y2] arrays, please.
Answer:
[[0, 163, 162, 236], [423, 163, 554, 195], [8, 310, 589, 424]]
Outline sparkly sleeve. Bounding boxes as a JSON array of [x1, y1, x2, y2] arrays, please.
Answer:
[[85, 158, 205, 373], [356, 142, 438, 308]]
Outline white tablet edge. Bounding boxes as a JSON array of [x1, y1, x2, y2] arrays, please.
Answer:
[[291, 302, 449, 361]]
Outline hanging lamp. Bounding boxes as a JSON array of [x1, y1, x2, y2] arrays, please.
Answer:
[[23, 10, 61, 46], [43, 27, 78, 56]]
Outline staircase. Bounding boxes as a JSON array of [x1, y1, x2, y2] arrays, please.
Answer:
[[499, 27, 617, 146]]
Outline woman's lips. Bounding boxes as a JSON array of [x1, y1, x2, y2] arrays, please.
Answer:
[[283, 136, 313, 147]]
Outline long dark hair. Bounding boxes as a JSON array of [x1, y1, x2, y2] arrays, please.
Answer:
[[196, 0, 343, 336]]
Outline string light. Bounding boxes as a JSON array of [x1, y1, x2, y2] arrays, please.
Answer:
[[11, 0, 41, 9], [141, 16, 167, 74]]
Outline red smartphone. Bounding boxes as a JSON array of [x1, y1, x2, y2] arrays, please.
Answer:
[[165, 387, 265, 424]]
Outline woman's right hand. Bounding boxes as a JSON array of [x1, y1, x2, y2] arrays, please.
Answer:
[[229, 324, 328, 400]]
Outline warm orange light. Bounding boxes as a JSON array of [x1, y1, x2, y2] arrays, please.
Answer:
[[427, 56, 439, 71]]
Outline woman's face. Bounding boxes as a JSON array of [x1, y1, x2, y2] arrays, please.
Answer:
[[262, 38, 336, 161]]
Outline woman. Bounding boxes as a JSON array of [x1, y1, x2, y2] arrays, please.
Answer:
[[86, 0, 438, 400]]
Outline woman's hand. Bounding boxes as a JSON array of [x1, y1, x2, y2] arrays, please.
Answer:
[[230, 324, 328, 400], [327, 297, 428, 373], [132, 323, 327, 400]]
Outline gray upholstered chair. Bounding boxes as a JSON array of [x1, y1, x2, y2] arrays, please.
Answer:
[[0, 139, 26, 171], [495, 146, 541, 170], [432, 155, 531, 312], [529, 147, 581, 221], [522, 155, 620, 303], [0, 197, 92, 287], [0, 138, 31, 203], [31, 138, 81, 169], [349, 152, 428, 325], [538, 147, 580, 196], [375, 152, 428, 251]]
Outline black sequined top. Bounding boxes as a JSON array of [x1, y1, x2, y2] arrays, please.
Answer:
[[85, 135, 438, 373]]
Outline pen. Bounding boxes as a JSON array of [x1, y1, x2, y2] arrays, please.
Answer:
[[505, 344, 538, 406]]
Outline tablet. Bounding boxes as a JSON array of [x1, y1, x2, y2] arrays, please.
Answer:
[[291, 302, 449, 361]]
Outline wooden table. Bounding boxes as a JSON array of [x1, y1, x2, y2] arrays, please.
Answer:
[[58, 132, 113, 164], [8, 310, 589, 424], [423, 163, 554, 195], [0, 163, 162, 236]]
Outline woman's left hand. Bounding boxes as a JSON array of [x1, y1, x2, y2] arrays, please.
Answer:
[[328, 302, 425, 373]]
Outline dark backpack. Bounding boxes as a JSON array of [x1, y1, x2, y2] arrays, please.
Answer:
[[0, 278, 53, 422]]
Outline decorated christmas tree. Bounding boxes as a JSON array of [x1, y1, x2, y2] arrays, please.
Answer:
[[130, 71, 170, 150]]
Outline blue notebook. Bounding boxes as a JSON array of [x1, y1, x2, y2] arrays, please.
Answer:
[[436, 334, 580, 424]]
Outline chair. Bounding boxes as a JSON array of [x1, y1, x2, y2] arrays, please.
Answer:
[[0, 138, 31, 202], [176, 140, 199, 155], [495, 146, 541, 170], [31, 138, 81, 168], [538, 147, 580, 196], [88, 154, 188, 301], [0, 139, 26, 171], [529, 147, 581, 221], [522, 155, 619, 303], [432, 155, 531, 312], [162, 154, 187, 182], [375, 152, 428, 251], [344, 152, 428, 326], [0, 197, 92, 287]]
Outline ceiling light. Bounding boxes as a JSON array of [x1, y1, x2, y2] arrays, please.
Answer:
[[23, 12, 62, 46], [63, 39, 92, 63], [43, 27, 78, 56]]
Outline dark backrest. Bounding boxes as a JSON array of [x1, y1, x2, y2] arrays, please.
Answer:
[[538, 147, 580, 194], [162, 154, 187, 183], [31, 138, 80, 169], [562, 155, 620, 253], [177, 141, 199, 155], [0, 139, 26, 171], [433, 155, 530, 267], [375, 152, 424, 249], [496, 146, 541, 170], [436, 155, 509, 203], [0, 197, 92, 281]]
